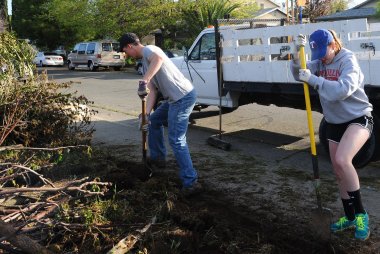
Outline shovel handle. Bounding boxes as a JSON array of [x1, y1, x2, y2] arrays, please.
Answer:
[[299, 46, 317, 157], [300, 46, 323, 209], [141, 98, 147, 160]]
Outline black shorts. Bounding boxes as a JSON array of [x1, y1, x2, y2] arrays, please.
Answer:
[[326, 115, 374, 143]]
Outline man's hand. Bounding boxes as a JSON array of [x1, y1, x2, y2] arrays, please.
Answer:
[[138, 80, 150, 98], [139, 113, 150, 132], [299, 69, 312, 83], [292, 34, 307, 61]]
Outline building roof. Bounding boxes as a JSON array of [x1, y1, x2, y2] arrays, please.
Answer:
[[254, 7, 287, 18], [316, 0, 378, 21], [315, 7, 377, 21]]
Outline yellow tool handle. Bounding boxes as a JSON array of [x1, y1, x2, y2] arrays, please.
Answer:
[[299, 46, 317, 156]]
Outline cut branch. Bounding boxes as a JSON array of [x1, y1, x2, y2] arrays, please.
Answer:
[[0, 220, 53, 254], [0, 180, 111, 196]]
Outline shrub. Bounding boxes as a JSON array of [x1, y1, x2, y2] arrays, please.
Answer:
[[0, 32, 95, 147]]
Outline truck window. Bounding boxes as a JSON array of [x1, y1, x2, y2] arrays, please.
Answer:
[[78, 43, 87, 55], [86, 43, 96, 55], [102, 43, 112, 52], [189, 33, 216, 61], [112, 43, 119, 52], [72, 44, 80, 53]]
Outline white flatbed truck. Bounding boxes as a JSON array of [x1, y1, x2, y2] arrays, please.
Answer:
[[170, 18, 380, 167]]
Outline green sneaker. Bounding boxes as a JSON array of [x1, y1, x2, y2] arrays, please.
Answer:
[[330, 216, 356, 233], [355, 213, 370, 241]]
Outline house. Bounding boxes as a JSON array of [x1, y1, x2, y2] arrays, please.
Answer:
[[252, 0, 289, 21], [315, 0, 379, 23], [253, 7, 289, 20], [255, 0, 280, 10]]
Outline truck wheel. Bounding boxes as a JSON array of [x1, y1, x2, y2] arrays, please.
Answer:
[[221, 107, 238, 113], [353, 132, 375, 168], [318, 117, 329, 154], [89, 61, 98, 72], [137, 64, 143, 75], [153, 92, 164, 111], [67, 61, 75, 70], [318, 117, 375, 168], [370, 113, 380, 161]]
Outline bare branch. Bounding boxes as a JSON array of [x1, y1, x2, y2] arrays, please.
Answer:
[[0, 144, 89, 152], [0, 179, 111, 196], [0, 220, 53, 254]]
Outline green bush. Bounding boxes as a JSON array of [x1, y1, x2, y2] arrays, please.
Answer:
[[0, 32, 96, 147]]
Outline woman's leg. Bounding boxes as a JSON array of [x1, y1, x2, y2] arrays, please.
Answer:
[[329, 141, 350, 199], [330, 124, 371, 239], [333, 124, 369, 192]]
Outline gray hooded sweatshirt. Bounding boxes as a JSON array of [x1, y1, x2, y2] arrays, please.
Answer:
[[291, 48, 372, 124]]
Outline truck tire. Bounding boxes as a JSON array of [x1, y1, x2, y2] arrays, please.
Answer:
[[221, 107, 238, 113], [67, 61, 75, 70], [89, 61, 98, 72], [370, 113, 380, 161], [318, 117, 375, 169], [318, 117, 329, 155]]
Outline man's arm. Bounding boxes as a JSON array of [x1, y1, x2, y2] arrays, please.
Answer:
[[143, 52, 163, 84], [146, 81, 157, 114]]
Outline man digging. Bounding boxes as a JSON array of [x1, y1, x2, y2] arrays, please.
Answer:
[[119, 33, 202, 197]]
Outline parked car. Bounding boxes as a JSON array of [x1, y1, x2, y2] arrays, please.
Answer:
[[53, 46, 67, 62], [67, 40, 125, 71], [33, 52, 64, 67], [135, 50, 178, 75]]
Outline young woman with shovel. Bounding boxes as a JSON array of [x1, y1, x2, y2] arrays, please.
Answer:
[[290, 29, 373, 241]]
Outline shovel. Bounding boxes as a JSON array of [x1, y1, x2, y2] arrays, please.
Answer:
[[299, 45, 332, 241], [140, 97, 152, 180]]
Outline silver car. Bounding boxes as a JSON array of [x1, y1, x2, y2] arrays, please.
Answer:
[[67, 40, 125, 71]]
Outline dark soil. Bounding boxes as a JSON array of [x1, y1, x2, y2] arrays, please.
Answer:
[[101, 160, 378, 254], [30, 146, 380, 254]]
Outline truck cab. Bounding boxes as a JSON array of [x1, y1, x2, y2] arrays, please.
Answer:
[[172, 27, 237, 108]]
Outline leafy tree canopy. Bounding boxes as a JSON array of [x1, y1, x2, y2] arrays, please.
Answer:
[[5, 0, 260, 51]]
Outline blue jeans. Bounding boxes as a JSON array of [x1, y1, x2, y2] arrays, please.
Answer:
[[148, 89, 197, 188]]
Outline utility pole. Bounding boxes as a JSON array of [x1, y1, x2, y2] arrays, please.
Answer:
[[291, 0, 295, 24], [6, 0, 12, 31], [286, 0, 289, 24]]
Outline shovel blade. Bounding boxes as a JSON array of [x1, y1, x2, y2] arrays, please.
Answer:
[[310, 208, 333, 242]]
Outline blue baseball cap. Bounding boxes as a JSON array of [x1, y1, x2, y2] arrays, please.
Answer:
[[309, 29, 334, 60]]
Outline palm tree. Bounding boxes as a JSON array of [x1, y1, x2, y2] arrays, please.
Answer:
[[182, 0, 241, 37]]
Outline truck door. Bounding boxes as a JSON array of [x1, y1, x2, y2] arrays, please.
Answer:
[[186, 32, 220, 106], [77, 43, 88, 64]]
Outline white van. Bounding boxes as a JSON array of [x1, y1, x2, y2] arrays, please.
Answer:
[[67, 40, 125, 71]]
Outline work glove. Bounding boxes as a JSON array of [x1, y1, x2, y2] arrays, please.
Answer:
[[138, 80, 150, 98], [138, 113, 150, 132], [299, 69, 312, 83], [292, 34, 307, 61]]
